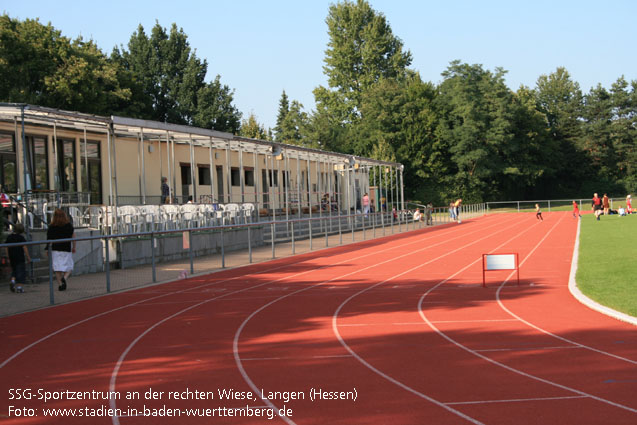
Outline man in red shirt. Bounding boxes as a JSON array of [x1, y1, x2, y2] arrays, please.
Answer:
[[592, 193, 603, 221]]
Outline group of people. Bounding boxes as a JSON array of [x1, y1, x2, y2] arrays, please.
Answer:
[[5, 208, 75, 293], [449, 199, 463, 223], [591, 193, 632, 220]]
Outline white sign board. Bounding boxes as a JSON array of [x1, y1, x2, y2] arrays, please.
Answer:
[[485, 254, 516, 270]]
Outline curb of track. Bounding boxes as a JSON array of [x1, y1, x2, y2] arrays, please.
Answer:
[[568, 217, 637, 326]]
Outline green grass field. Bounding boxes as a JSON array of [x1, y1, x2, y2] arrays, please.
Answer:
[[577, 213, 637, 318]]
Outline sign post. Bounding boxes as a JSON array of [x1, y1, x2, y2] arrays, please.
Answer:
[[482, 253, 519, 288]]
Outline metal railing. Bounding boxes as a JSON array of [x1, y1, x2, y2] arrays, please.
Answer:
[[486, 197, 631, 213], [0, 203, 486, 317]]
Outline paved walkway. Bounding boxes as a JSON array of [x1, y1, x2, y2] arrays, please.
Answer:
[[1, 220, 431, 317]]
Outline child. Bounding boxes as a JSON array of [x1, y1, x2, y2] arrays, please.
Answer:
[[4, 223, 31, 293], [572, 200, 581, 218], [535, 204, 543, 221]]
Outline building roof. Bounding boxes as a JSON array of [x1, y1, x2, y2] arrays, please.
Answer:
[[0, 103, 402, 169]]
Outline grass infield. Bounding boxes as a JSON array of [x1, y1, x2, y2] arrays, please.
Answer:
[[576, 213, 637, 318]]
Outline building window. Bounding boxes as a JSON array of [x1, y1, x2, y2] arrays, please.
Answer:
[[57, 138, 76, 192], [198, 165, 211, 185], [80, 141, 101, 203], [244, 169, 254, 186], [0, 132, 17, 193], [231, 168, 241, 186], [268, 170, 278, 187], [25, 135, 48, 190]]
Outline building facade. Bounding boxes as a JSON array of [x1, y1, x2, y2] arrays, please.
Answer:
[[0, 104, 404, 219]]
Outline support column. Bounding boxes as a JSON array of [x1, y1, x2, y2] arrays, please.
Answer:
[[225, 141, 231, 203], [239, 141, 245, 204], [189, 134, 196, 203], [208, 137, 214, 202]]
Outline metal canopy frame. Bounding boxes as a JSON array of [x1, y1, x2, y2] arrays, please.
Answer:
[[0, 104, 403, 214]]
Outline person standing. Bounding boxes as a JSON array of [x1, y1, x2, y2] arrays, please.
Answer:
[[535, 203, 544, 221], [4, 223, 31, 293], [592, 193, 603, 221], [454, 198, 463, 224], [602, 193, 610, 215], [46, 209, 76, 291], [0, 186, 10, 230], [572, 200, 581, 218], [362, 193, 370, 217], [161, 177, 170, 204], [626, 195, 632, 214]]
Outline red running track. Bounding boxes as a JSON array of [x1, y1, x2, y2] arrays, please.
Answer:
[[1, 212, 635, 424]]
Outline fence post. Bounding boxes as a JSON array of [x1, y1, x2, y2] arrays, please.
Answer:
[[105, 238, 111, 293], [324, 217, 328, 247], [248, 225, 252, 263], [363, 214, 366, 240], [48, 243, 54, 305], [151, 231, 156, 283], [221, 226, 226, 267], [309, 217, 313, 251], [271, 222, 275, 259], [189, 230, 194, 275], [372, 211, 376, 238], [292, 221, 295, 255], [352, 212, 355, 242]]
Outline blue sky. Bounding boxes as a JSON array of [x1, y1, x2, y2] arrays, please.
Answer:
[[3, 0, 636, 129]]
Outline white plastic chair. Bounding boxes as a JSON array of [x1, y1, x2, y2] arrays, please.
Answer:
[[181, 204, 202, 228], [68, 206, 83, 228], [224, 203, 240, 224], [139, 205, 160, 231], [160, 205, 181, 230], [241, 203, 255, 223]]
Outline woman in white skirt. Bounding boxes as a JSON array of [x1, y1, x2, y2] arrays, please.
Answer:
[[46, 209, 76, 291]]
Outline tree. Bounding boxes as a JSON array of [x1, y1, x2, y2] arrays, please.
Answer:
[[277, 101, 312, 146], [114, 22, 241, 132], [356, 72, 438, 201], [312, 0, 412, 152], [273, 90, 289, 139], [192, 76, 242, 133], [0, 14, 134, 115], [505, 86, 556, 199], [609, 77, 637, 192], [534, 67, 588, 195], [239, 113, 269, 140], [434, 61, 519, 202]]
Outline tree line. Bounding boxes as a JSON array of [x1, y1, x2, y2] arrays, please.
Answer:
[[2, 1, 636, 204]]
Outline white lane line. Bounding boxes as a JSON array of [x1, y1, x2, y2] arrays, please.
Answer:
[[474, 346, 583, 353], [112, 214, 516, 425], [242, 354, 353, 361], [445, 395, 588, 406], [495, 222, 637, 365], [0, 258, 320, 369], [3, 212, 495, 370], [330, 217, 544, 425], [234, 216, 523, 425], [430, 319, 519, 324], [419, 213, 637, 414]]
